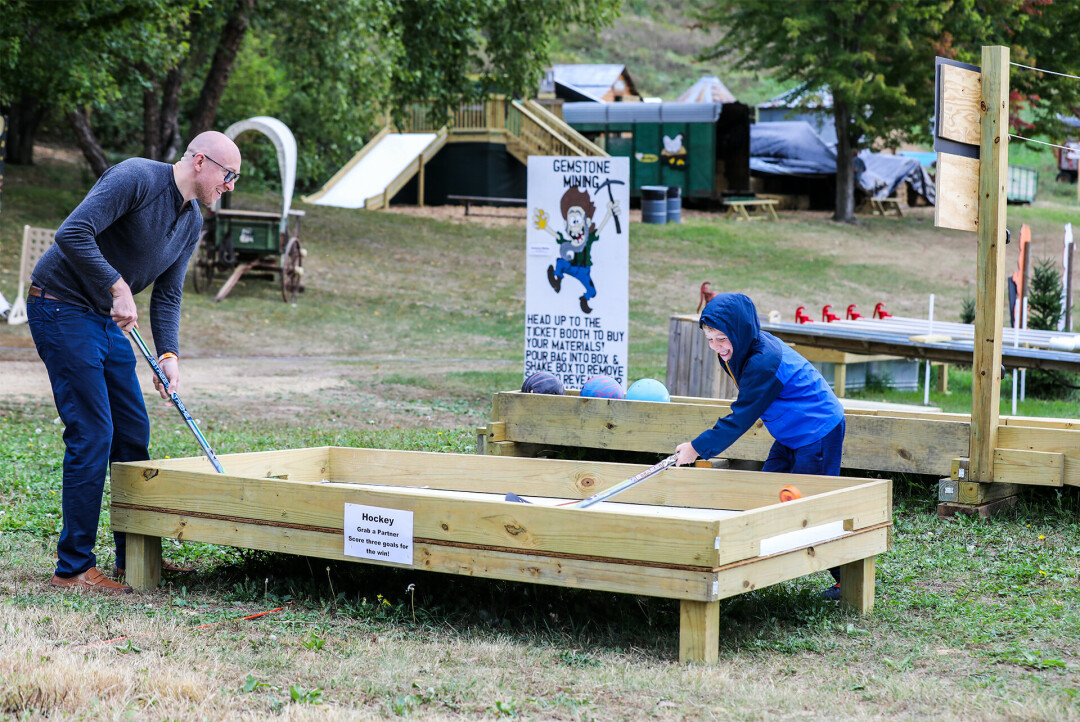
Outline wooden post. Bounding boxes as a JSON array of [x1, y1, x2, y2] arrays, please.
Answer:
[[833, 362, 847, 398], [418, 159, 425, 207], [679, 599, 720, 664], [125, 532, 162, 590], [838, 556, 876, 613], [969, 45, 1010, 483], [1067, 239, 1075, 331]]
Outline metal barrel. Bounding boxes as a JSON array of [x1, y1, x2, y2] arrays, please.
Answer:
[[641, 185, 668, 224], [666, 185, 682, 223]]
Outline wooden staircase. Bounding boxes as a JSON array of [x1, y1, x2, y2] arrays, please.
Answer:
[[504, 99, 607, 162], [401, 97, 607, 162]]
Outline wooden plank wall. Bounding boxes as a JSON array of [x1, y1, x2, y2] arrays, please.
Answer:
[[487, 393, 1080, 486], [666, 317, 737, 399]]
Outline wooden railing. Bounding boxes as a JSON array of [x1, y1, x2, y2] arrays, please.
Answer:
[[520, 100, 607, 157], [401, 98, 606, 159]]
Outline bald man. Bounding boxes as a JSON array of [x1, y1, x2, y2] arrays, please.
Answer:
[[26, 132, 241, 593]]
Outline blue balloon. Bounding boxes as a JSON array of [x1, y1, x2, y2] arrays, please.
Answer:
[[626, 378, 671, 403]]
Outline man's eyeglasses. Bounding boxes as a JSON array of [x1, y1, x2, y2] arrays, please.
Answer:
[[192, 151, 240, 183]]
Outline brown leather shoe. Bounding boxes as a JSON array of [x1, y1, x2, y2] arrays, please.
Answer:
[[51, 567, 133, 594], [114, 559, 195, 578]]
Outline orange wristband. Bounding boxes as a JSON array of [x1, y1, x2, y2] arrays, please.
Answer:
[[158, 352, 178, 363]]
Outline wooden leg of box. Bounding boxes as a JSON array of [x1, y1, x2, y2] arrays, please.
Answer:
[[679, 599, 720, 665], [838, 556, 875, 614], [833, 363, 847, 398], [125, 533, 162, 591], [936, 363, 949, 394]]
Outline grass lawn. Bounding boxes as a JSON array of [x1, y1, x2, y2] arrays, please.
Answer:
[[0, 149, 1078, 720]]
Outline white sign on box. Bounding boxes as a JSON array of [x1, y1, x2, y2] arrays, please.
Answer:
[[524, 156, 630, 391], [343, 503, 414, 566]]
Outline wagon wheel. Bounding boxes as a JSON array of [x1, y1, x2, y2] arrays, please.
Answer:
[[191, 230, 216, 294], [281, 236, 304, 303]]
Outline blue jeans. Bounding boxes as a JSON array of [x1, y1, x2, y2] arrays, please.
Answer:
[[554, 258, 596, 299], [763, 418, 846, 582], [27, 295, 149, 576]]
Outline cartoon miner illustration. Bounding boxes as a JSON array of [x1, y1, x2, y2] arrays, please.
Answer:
[[533, 184, 621, 314]]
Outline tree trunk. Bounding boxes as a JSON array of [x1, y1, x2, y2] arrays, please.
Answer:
[[68, 108, 110, 178], [832, 100, 856, 223], [141, 68, 162, 160], [187, 0, 254, 137], [2, 94, 47, 165], [160, 67, 184, 161]]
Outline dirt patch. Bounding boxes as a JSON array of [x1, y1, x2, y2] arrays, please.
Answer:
[[32, 143, 88, 168], [0, 354, 506, 430]]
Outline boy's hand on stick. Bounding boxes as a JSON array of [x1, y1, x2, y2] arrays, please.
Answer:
[[675, 442, 700, 467]]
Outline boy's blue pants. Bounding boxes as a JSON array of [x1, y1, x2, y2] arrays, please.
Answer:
[[27, 295, 150, 576], [761, 417, 845, 476], [762, 418, 846, 582]]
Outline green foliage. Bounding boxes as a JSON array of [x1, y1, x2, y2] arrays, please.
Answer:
[[863, 370, 893, 393], [288, 685, 323, 705], [0, 0, 199, 113], [1028, 256, 1063, 331], [960, 297, 976, 325], [242, 674, 271, 693], [300, 630, 326, 651], [380, 0, 620, 129]]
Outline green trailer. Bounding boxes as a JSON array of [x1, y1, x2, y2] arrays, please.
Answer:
[[1007, 165, 1038, 204], [562, 102, 750, 201]]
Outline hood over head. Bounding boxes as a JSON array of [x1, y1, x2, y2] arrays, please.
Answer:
[[699, 293, 761, 376]]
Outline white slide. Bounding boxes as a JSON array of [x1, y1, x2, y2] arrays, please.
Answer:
[[306, 132, 441, 209]]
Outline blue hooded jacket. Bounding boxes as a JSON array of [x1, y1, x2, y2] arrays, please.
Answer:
[[691, 293, 844, 459]]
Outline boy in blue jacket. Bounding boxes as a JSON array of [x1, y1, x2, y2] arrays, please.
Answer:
[[674, 293, 846, 599]]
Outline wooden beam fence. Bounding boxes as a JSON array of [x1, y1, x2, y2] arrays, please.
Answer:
[[481, 392, 1080, 489]]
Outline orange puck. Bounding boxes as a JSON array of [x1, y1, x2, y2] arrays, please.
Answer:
[[779, 485, 802, 502]]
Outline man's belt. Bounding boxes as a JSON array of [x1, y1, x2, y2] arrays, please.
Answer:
[[28, 286, 61, 300]]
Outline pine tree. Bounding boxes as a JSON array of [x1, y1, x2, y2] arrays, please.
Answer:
[[1024, 257, 1075, 399], [1027, 257, 1062, 331]]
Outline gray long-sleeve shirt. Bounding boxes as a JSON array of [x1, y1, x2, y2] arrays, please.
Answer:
[[31, 158, 202, 356]]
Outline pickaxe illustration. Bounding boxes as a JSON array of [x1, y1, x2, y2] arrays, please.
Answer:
[[594, 178, 625, 234]]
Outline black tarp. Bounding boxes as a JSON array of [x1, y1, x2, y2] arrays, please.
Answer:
[[750, 121, 935, 203]]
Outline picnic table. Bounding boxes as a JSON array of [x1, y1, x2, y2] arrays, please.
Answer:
[[869, 197, 903, 217], [723, 198, 780, 222], [446, 194, 527, 216]]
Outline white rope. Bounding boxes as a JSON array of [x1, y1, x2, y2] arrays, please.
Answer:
[[1009, 135, 1075, 152], [1010, 61, 1080, 81]]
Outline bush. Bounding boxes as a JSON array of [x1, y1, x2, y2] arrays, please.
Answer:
[[960, 297, 976, 324], [1025, 257, 1079, 399]]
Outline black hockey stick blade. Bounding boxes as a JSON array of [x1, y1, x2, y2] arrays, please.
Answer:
[[504, 492, 532, 504]]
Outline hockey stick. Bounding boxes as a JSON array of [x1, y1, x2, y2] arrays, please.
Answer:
[[129, 328, 225, 474], [504, 454, 679, 508]]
